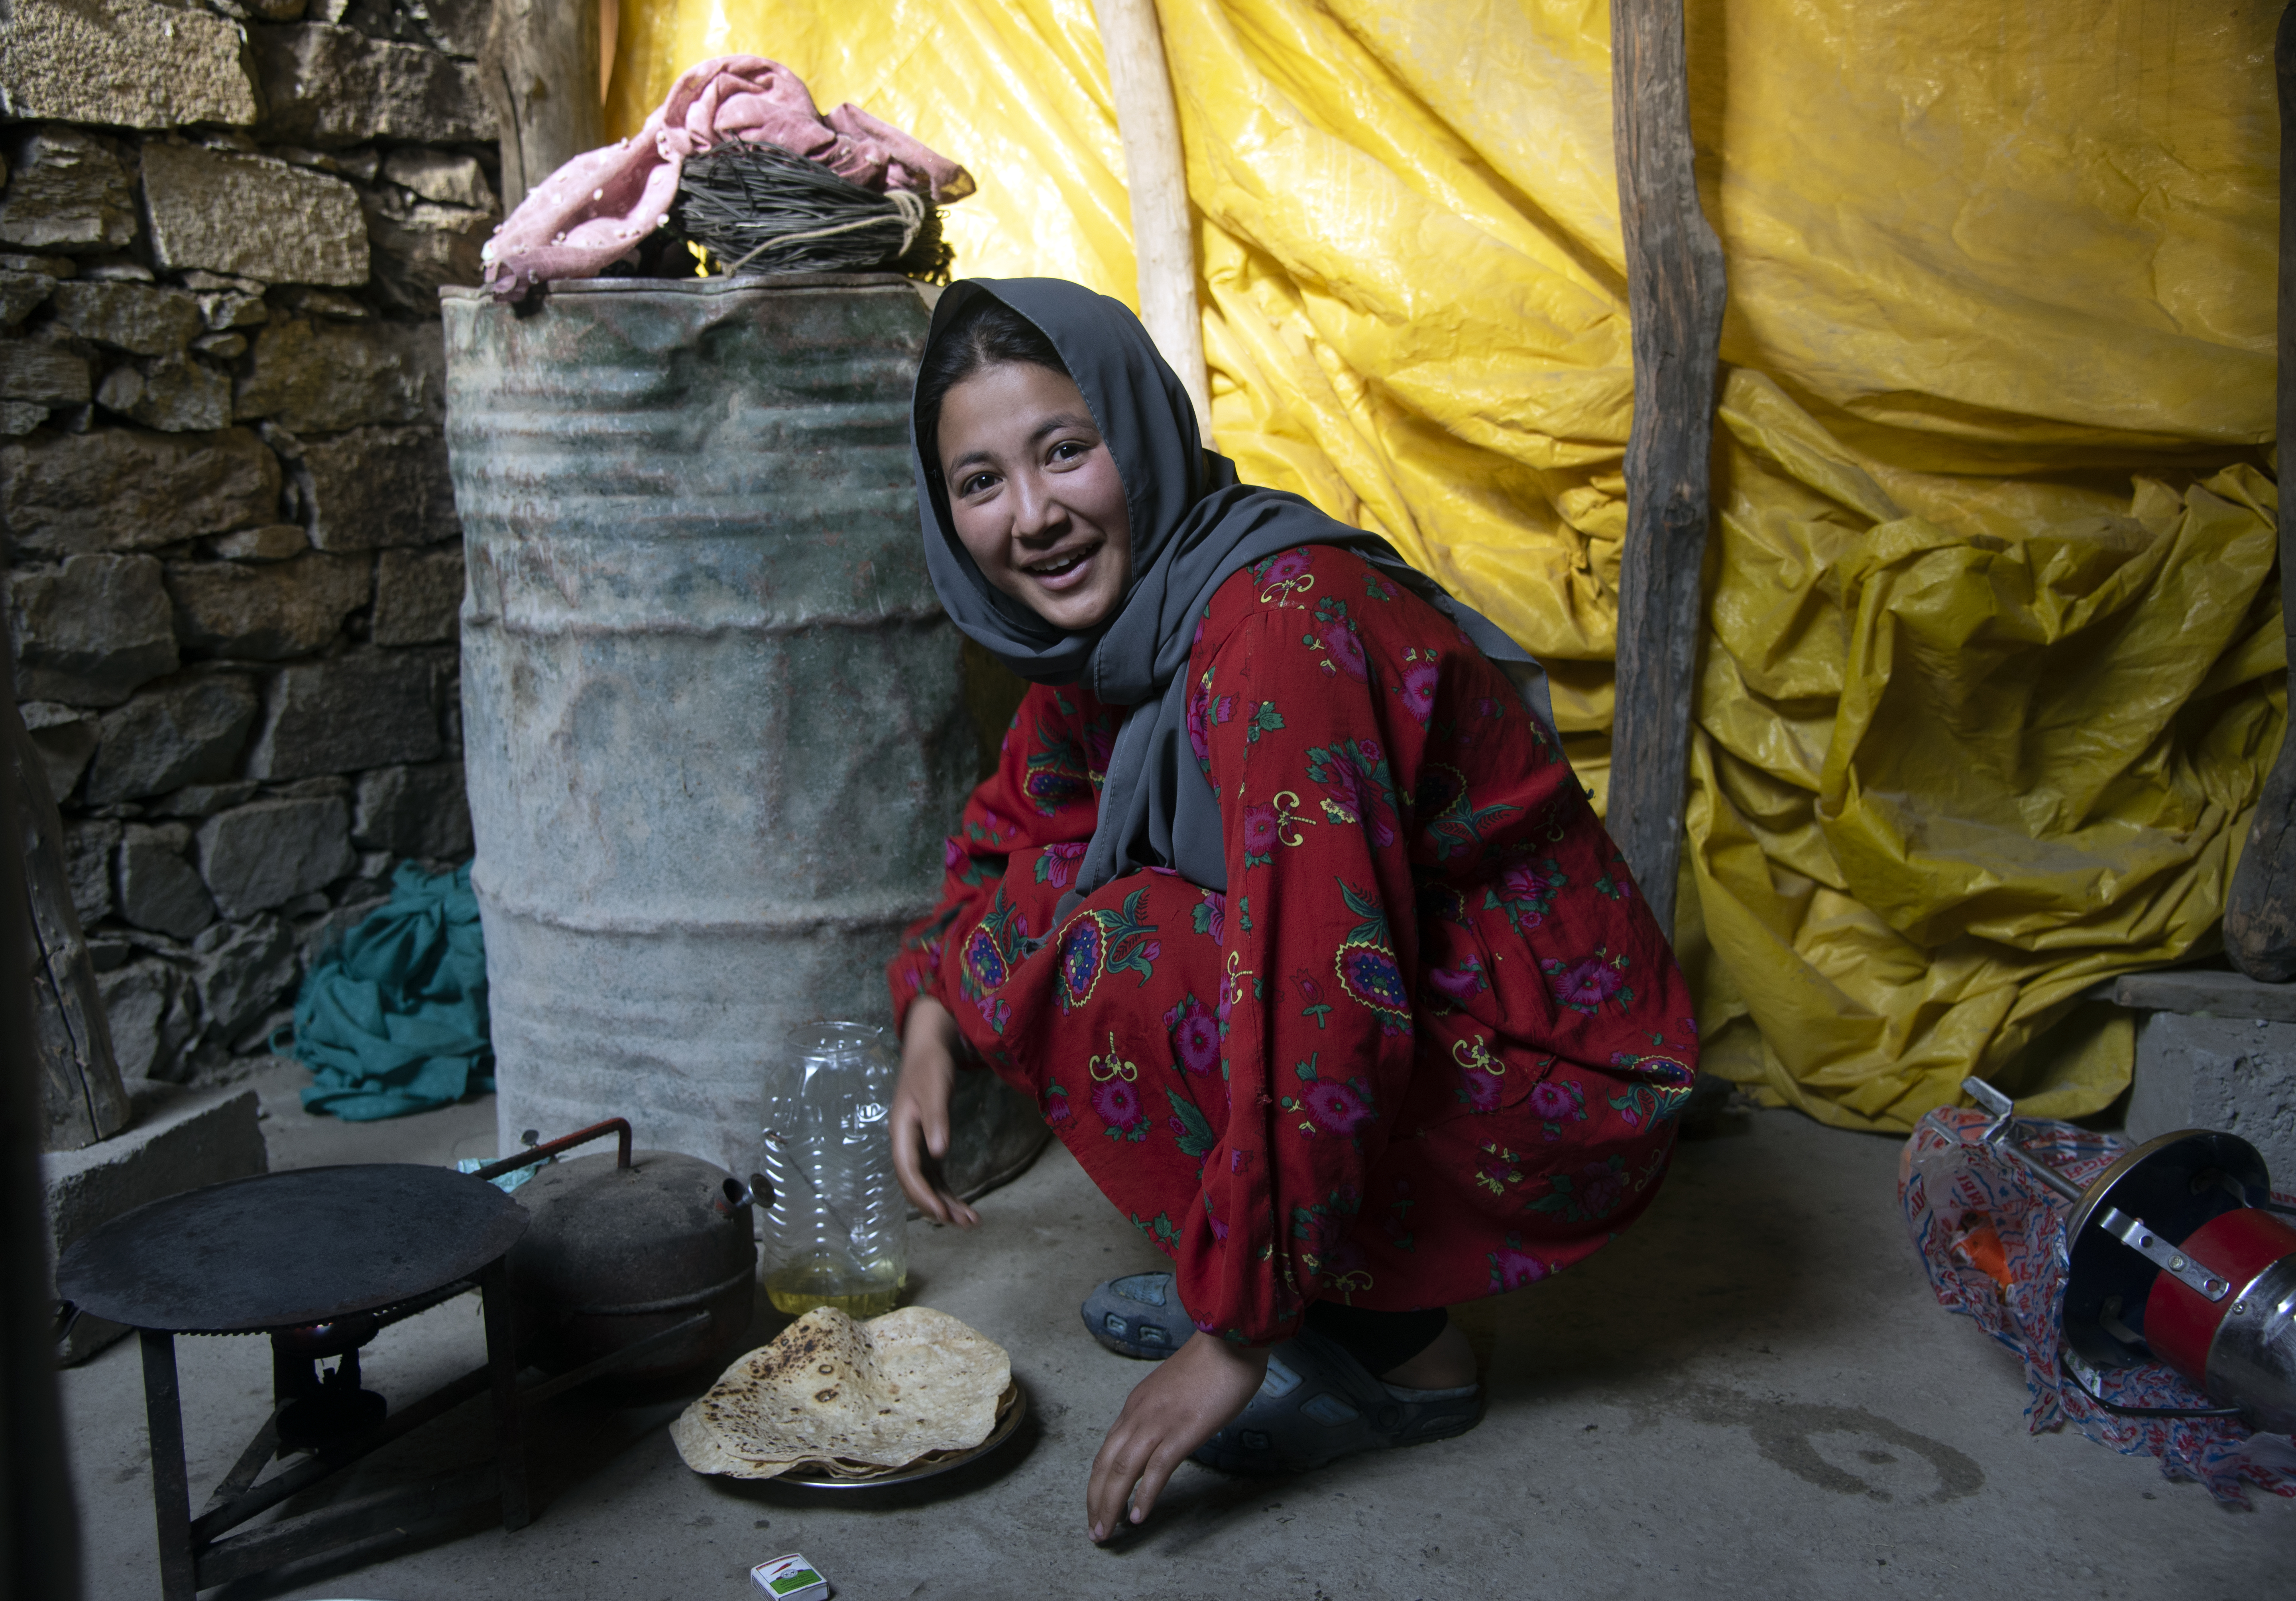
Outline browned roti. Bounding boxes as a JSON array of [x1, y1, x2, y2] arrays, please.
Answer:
[[670, 1306, 1011, 1480]]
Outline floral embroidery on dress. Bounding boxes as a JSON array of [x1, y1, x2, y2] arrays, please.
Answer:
[[1416, 763, 1520, 862], [1304, 595, 1369, 681], [1542, 948, 1634, 1015], [1527, 1073, 1589, 1140], [1525, 1155, 1631, 1223], [1058, 888, 1161, 1014], [1279, 1052, 1380, 1143], [1164, 992, 1222, 1076], [1607, 1054, 1695, 1128], [1307, 739, 1398, 847], [1487, 1235, 1548, 1292], [1484, 852, 1569, 933], [1186, 668, 1234, 777], [1331, 879, 1410, 1034], [1191, 889, 1225, 945], [1033, 840, 1086, 886]]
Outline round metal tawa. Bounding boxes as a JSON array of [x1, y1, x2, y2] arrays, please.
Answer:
[[56, 1164, 530, 1334], [2062, 1128, 2272, 1368], [775, 1383, 1028, 1490]]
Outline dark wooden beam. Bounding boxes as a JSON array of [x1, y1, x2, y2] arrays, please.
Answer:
[[483, 0, 604, 214], [2224, 4, 2296, 982], [1607, 0, 1728, 936]]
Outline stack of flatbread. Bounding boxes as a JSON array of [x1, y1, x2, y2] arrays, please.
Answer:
[[671, 1306, 1013, 1481]]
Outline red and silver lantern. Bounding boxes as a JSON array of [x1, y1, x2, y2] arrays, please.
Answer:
[[1965, 1078, 2296, 1432]]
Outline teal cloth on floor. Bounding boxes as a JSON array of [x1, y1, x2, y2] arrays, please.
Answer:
[[295, 861, 491, 1121]]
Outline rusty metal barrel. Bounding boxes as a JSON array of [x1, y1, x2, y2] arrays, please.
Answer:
[[438, 274, 1043, 1194]]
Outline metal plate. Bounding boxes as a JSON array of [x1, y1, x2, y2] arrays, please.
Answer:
[[56, 1165, 529, 1334], [773, 1383, 1027, 1490]]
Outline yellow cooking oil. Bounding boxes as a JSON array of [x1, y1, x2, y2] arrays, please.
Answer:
[[765, 1254, 906, 1318]]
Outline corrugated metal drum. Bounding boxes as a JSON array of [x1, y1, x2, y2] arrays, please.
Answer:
[[439, 273, 1044, 1195]]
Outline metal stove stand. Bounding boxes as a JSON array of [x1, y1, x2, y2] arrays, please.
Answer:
[[59, 1158, 708, 1600]]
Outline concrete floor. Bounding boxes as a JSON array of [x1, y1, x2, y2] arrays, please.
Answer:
[[59, 1059, 2292, 1601]]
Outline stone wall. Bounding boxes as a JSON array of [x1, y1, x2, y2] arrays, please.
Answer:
[[0, 0, 490, 1083]]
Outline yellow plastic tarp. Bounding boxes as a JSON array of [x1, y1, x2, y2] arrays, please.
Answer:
[[610, 0, 2282, 1131]]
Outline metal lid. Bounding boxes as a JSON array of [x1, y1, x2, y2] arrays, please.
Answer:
[[56, 1165, 529, 1334]]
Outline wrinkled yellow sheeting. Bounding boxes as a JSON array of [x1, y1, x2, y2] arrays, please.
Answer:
[[611, 1, 2282, 1131]]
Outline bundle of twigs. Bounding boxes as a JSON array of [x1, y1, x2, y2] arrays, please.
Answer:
[[675, 140, 953, 281]]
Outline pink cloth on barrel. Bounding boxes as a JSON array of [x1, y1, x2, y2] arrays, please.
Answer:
[[482, 55, 973, 302]]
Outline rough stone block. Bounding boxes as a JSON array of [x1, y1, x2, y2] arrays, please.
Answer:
[[1, 425, 281, 557], [250, 23, 493, 146], [140, 142, 368, 288], [0, 334, 90, 405], [246, 651, 442, 778], [19, 699, 95, 799], [48, 279, 202, 355], [61, 814, 118, 923], [0, 0, 260, 130], [236, 315, 443, 432], [353, 758, 470, 861], [191, 910, 299, 1041], [0, 268, 55, 328], [6, 551, 177, 705], [362, 190, 489, 312], [94, 954, 199, 1082], [372, 545, 461, 645], [146, 779, 256, 817], [115, 821, 216, 940], [96, 353, 232, 432], [43, 1082, 266, 1365], [0, 124, 136, 250], [381, 148, 494, 210], [167, 551, 370, 659], [212, 523, 309, 562], [2128, 1011, 2296, 1181], [197, 797, 354, 917], [0, 399, 49, 435], [301, 424, 457, 549], [83, 672, 259, 803]]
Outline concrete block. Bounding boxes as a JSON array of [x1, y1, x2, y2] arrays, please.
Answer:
[[2128, 1011, 2296, 1182], [0, 0, 260, 130], [43, 1080, 267, 1363], [140, 142, 368, 288]]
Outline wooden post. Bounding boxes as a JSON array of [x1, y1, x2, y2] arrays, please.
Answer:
[[6, 698, 129, 1152], [483, 0, 604, 215], [1607, 0, 1727, 936], [1093, 0, 1213, 433], [2224, 4, 2296, 982]]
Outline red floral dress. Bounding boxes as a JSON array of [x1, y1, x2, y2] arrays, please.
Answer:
[[887, 545, 1697, 1345]]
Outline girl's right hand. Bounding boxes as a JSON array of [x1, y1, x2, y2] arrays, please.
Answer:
[[890, 995, 980, 1228]]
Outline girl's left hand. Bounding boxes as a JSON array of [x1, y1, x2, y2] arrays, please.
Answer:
[[1085, 1331, 1270, 1541]]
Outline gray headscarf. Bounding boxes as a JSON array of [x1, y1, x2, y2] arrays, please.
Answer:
[[912, 278, 1550, 915]]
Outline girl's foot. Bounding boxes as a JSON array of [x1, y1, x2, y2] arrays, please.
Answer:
[[1080, 1272, 1195, 1359], [1190, 1327, 1484, 1476], [1377, 1318, 1475, 1390]]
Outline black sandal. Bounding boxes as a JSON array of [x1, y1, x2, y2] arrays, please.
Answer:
[[1191, 1328, 1484, 1474]]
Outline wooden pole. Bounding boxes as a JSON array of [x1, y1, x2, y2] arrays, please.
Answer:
[[6, 698, 128, 1153], [1607, 0, 1727, 936], [483, 0, 604, 215], [2224, 4, 2296, 982], [1093, 0, 1213, 434]]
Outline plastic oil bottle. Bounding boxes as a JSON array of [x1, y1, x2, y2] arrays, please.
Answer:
[[758, 1022, 908, 1317]]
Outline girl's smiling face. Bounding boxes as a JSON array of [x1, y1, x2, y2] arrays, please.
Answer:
[[936, 361, 1133, 633]]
